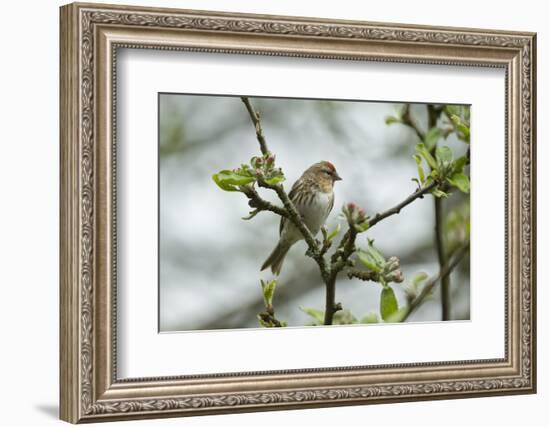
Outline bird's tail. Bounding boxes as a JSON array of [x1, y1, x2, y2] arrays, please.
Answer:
[[261, 242, 290, 275]]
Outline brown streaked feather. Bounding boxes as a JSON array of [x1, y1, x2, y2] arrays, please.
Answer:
[[279, 178, 303, 235]]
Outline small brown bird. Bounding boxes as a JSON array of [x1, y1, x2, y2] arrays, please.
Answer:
[[261, 161, 342, 275]]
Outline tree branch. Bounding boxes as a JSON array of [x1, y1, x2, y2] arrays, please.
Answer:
[[329, 181, 436, 274], [323, 180, 438, 325], [435, 195, 451, 320], [258, 307, 284, 327], [239, 185, 289, 218], [241, 97, 269, 156], [367, 181, 437, 229], [426, 104, 451, 321], [401, 103, 452, 320]]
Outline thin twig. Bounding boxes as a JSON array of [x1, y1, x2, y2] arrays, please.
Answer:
[[241, 97, 269, 156], [319, 227, 333, 257], [258, 309, 284, 327], [426, 104, 451, 321], [367, 181, 437, 228], [402, 104, 425, 141], [240, 185, 289, 218], [401, 241, 470, 322], [435, 196, 450, 320], [330, 181, 436, 266]]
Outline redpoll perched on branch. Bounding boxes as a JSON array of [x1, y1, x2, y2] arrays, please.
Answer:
[[261, 161, 342, 275]]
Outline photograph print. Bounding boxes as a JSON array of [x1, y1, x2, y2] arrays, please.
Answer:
[[159, 94, 471, 332]]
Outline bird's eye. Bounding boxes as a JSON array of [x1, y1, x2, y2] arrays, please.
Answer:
[[324, 170, 331, 175]]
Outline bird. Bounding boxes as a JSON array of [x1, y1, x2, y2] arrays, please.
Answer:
[[261, 161, 342, 275]]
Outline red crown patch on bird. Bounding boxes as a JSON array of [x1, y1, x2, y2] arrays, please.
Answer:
[[325, 161, 336, 171]]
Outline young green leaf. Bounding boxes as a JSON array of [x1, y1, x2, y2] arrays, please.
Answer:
[[413, 154, 426, 183], [384, 306, 410, 323], [450, 114, 471, 143], [300, 307, 325, 324], [384, 115, 401, 125], [435, 145, 453, 164], [424, 127, 443, 151], [327, 223, 341, 241], [242, 209, 260, 220], [263, 174, 285, 185], [380, 286, 399, 321], [412, 272, 429, 287], [447, 172, 470, 193], [431, 188, 449, 198], [212, 174, 238, 191], [452, 156, 468, 174], [333, 309, 358, 325], [357, 251, 381, 273], [415, 143, 438, 170], [359, 312, 379, 324], [354, 221, 370, 233], [260, 279, 278, 307], [367, 239, 386, 266], [212, 170, 256, 192]]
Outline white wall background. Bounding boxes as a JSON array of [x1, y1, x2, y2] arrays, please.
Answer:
[[0, 0, 545, 425]]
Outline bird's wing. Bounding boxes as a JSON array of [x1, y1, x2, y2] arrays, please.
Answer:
[[279, 179, 302, 235], [327, 191, 335, 216]]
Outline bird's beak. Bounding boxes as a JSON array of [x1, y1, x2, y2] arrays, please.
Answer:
[[333, 172, 342, 181]]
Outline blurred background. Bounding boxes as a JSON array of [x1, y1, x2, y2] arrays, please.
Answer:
[[159, 94, 470, 331]]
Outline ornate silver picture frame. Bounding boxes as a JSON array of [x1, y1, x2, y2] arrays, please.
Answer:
[[60, 2, 536, 423]]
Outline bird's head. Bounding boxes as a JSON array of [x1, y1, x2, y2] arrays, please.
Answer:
[[305, 161, 342, 189]]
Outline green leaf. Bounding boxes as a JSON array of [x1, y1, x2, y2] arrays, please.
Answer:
[[263, 174, 285, 185], [436, 145, 453, 164], [333, 309, 358, 325], [452, 156, 468, 174], [384, 306, 409, 323], [357, 251, 381, 272], [354, 221, 370, 233], [300, 307, 324, 324], [261, 279, 278, 307], [450, 114, 470, 143], [380, 286, 399, 321], [447, 172, 470, 193], [225, 170, 256, 184], [368, 240, 386, 266], [424, 127, 443, 151], [415, 143, 437, 170], [384, 115, 401, 125], [431, 189, 449, 198], [413, 154, 425, 183], [242, 209, 260, 220], [445, 105, 461, 117], [212, 173, 239, 192], [327, 223, 341, 241], [412, 272, 428, 287], [212, 170, 256, 192], [359, 312, 379, 324], [358, 240, 386, 272]]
